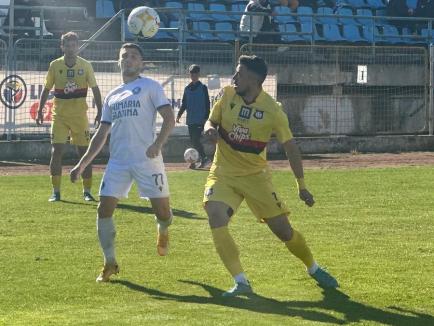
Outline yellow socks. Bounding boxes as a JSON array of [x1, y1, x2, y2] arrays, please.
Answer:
[[82, 177, 92, 193], [285, 229, 315, 270], [211, 226, 243, 277], [51, 175, 61, 192]]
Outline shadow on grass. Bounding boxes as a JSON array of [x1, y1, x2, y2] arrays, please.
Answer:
[[117, 203, 205, 220], [112, 279, 434, 325]]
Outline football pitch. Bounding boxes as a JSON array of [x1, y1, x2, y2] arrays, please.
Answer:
[[1, 167, 433, 325]]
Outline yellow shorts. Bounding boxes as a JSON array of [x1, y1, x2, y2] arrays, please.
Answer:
[[203, 170, 290, 222], [51, 114, 90, 146]]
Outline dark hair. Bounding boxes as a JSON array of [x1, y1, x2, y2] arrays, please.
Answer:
[[238, 55, 267, 84], [61, 31, 79, 45], [120, 43, 144, 59], [189, 64, 200, 73]]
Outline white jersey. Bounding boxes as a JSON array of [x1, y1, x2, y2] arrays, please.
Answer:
[[101, 76, 171, 164]]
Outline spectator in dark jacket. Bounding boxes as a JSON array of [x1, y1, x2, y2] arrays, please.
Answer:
[[386, 0, 415, 30], [176, 64, 211, 169], [240, 0, 280, 43], [414, 0, 434, 18]]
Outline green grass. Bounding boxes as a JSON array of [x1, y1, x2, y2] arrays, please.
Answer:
[[1, 167, 434, 325]]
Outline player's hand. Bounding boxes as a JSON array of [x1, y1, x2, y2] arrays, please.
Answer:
[[36, 110, 44, 125], [70, 164, 83, 183], [146, 142, 161, 158], [94, 112, 102, 128], [299, 189, 315, 207], [204, 127, 218, 143]]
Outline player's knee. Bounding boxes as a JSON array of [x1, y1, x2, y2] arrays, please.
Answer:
[[205, 203, 230, 229], [97, 202, 112, 218]]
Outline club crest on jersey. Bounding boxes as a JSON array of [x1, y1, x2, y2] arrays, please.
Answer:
[[78, 69, 84, 75], [254, 110, 264, 119], [132, 86, 141, 94], [67, 69, 74, 78], [239, 106, 252, 119]]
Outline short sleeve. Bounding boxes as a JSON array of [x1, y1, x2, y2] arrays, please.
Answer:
[[44, 62, 55, 90], [209, 88, 225, 124], [151, 81, 170, 110], [273, 103, 293, 143], [100, 96, 112, 124], [86, 62, 98, 88]]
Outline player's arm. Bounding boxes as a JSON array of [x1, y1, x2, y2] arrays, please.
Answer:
[[91, 86, 103, 127], [147, 104, 175, 159], [204, 119, 219, 143], [70, 123, 111, 182], [36, 88, 50, 125], [282, 139, 314, 207], [176, 89, 187, 123]]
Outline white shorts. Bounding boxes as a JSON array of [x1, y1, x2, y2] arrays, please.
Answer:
[[99, 159, 170, 199]]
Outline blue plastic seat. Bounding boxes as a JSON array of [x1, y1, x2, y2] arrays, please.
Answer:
[[300, 22, 323, 42], [336, 8, 357, 25], [96, 0, 115, 18], [193, 21, 219, 41], [322, 23, 345, 41], [316, 7, 337, 24], [297, 6, 314, 23], [379, 25, 401, 43], [374, 8, 388, 25], [274, 5, 295, 24], [153, 21, 176, 41], [215, 22, 236, 41], [279, 23, 304, 42], [406, 0, 418, 9], [209, 4, 233, 22], [365, 0, 385, 8], [187, 2, 209, 21], [231, 3, 245, 22], [343, 24, 367, 42], [421, 28, 434, 43], [362, 24, 380, 43], [346, 0, 367, 8], [356, 8, 373, 25]]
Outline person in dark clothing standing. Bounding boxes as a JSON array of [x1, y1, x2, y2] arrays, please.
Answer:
[[176, 64, 211, 169]]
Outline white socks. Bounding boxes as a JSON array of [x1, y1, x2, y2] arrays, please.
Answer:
[[97, 217, 116, 265], [155, 214, 173, 233], [234, 272, 249, 285], [307, 262, 319, 275]]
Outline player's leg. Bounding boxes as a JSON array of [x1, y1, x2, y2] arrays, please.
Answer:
[[149, 197, 172, 256], [132, 160, 172, 255], [189, 124, 207, 167], [204, 176, 252, 297], [49, 116, 68, 202], [70, 115, 93, 201], [265, 215, 338, 288], [96, 161, 133, 282]]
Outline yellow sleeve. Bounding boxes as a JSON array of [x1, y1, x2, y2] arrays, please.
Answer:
[[273, 103, 293, 143], [209, 87, 225, 124], [86, 62, 97, 88], [44, 62, 55, 90]]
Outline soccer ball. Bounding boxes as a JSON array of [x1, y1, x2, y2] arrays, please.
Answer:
[[127, 6, 160, 38], [184, 148, 199, 163]]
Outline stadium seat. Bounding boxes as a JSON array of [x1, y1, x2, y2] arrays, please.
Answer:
[[421, 28, 434, 43], [300, 22, 323, 42], [322, 23, 346, 42], [379, 25, 401, 43], [374, 8, 388, 25], [187, 2, 210, 21], [362, 24, 380, 43], [336, 8, 358, 25], [231, 3, 245, 22], [279, 23, 304, 42], [214, 22, 236, 41], [153, 21, 176, 41], [316, 7, 337, 24], [406, 0, 418, 9], [209, 3, 234, 22], [356, 8, 373, 25], [274, 5, 295, 24], [343, 24, 367, 42], [192, 21, 219, 41], [96, 0, 115, 18], [164, 1, 183, 21], [365, 0, 385, 9], [346, 0, 367, 8], [297, 6, 314, 23]]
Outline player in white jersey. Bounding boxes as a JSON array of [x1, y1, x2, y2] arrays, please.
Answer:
[[70, 43, 175, 282]]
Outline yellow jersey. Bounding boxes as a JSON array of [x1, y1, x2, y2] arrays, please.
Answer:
[[209, 86, 293, 177], [44, 56, 97, 117]]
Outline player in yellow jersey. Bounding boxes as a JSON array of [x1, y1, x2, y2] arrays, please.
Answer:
[[203, 55, 338, 297], [36, 32, 102, 202]]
